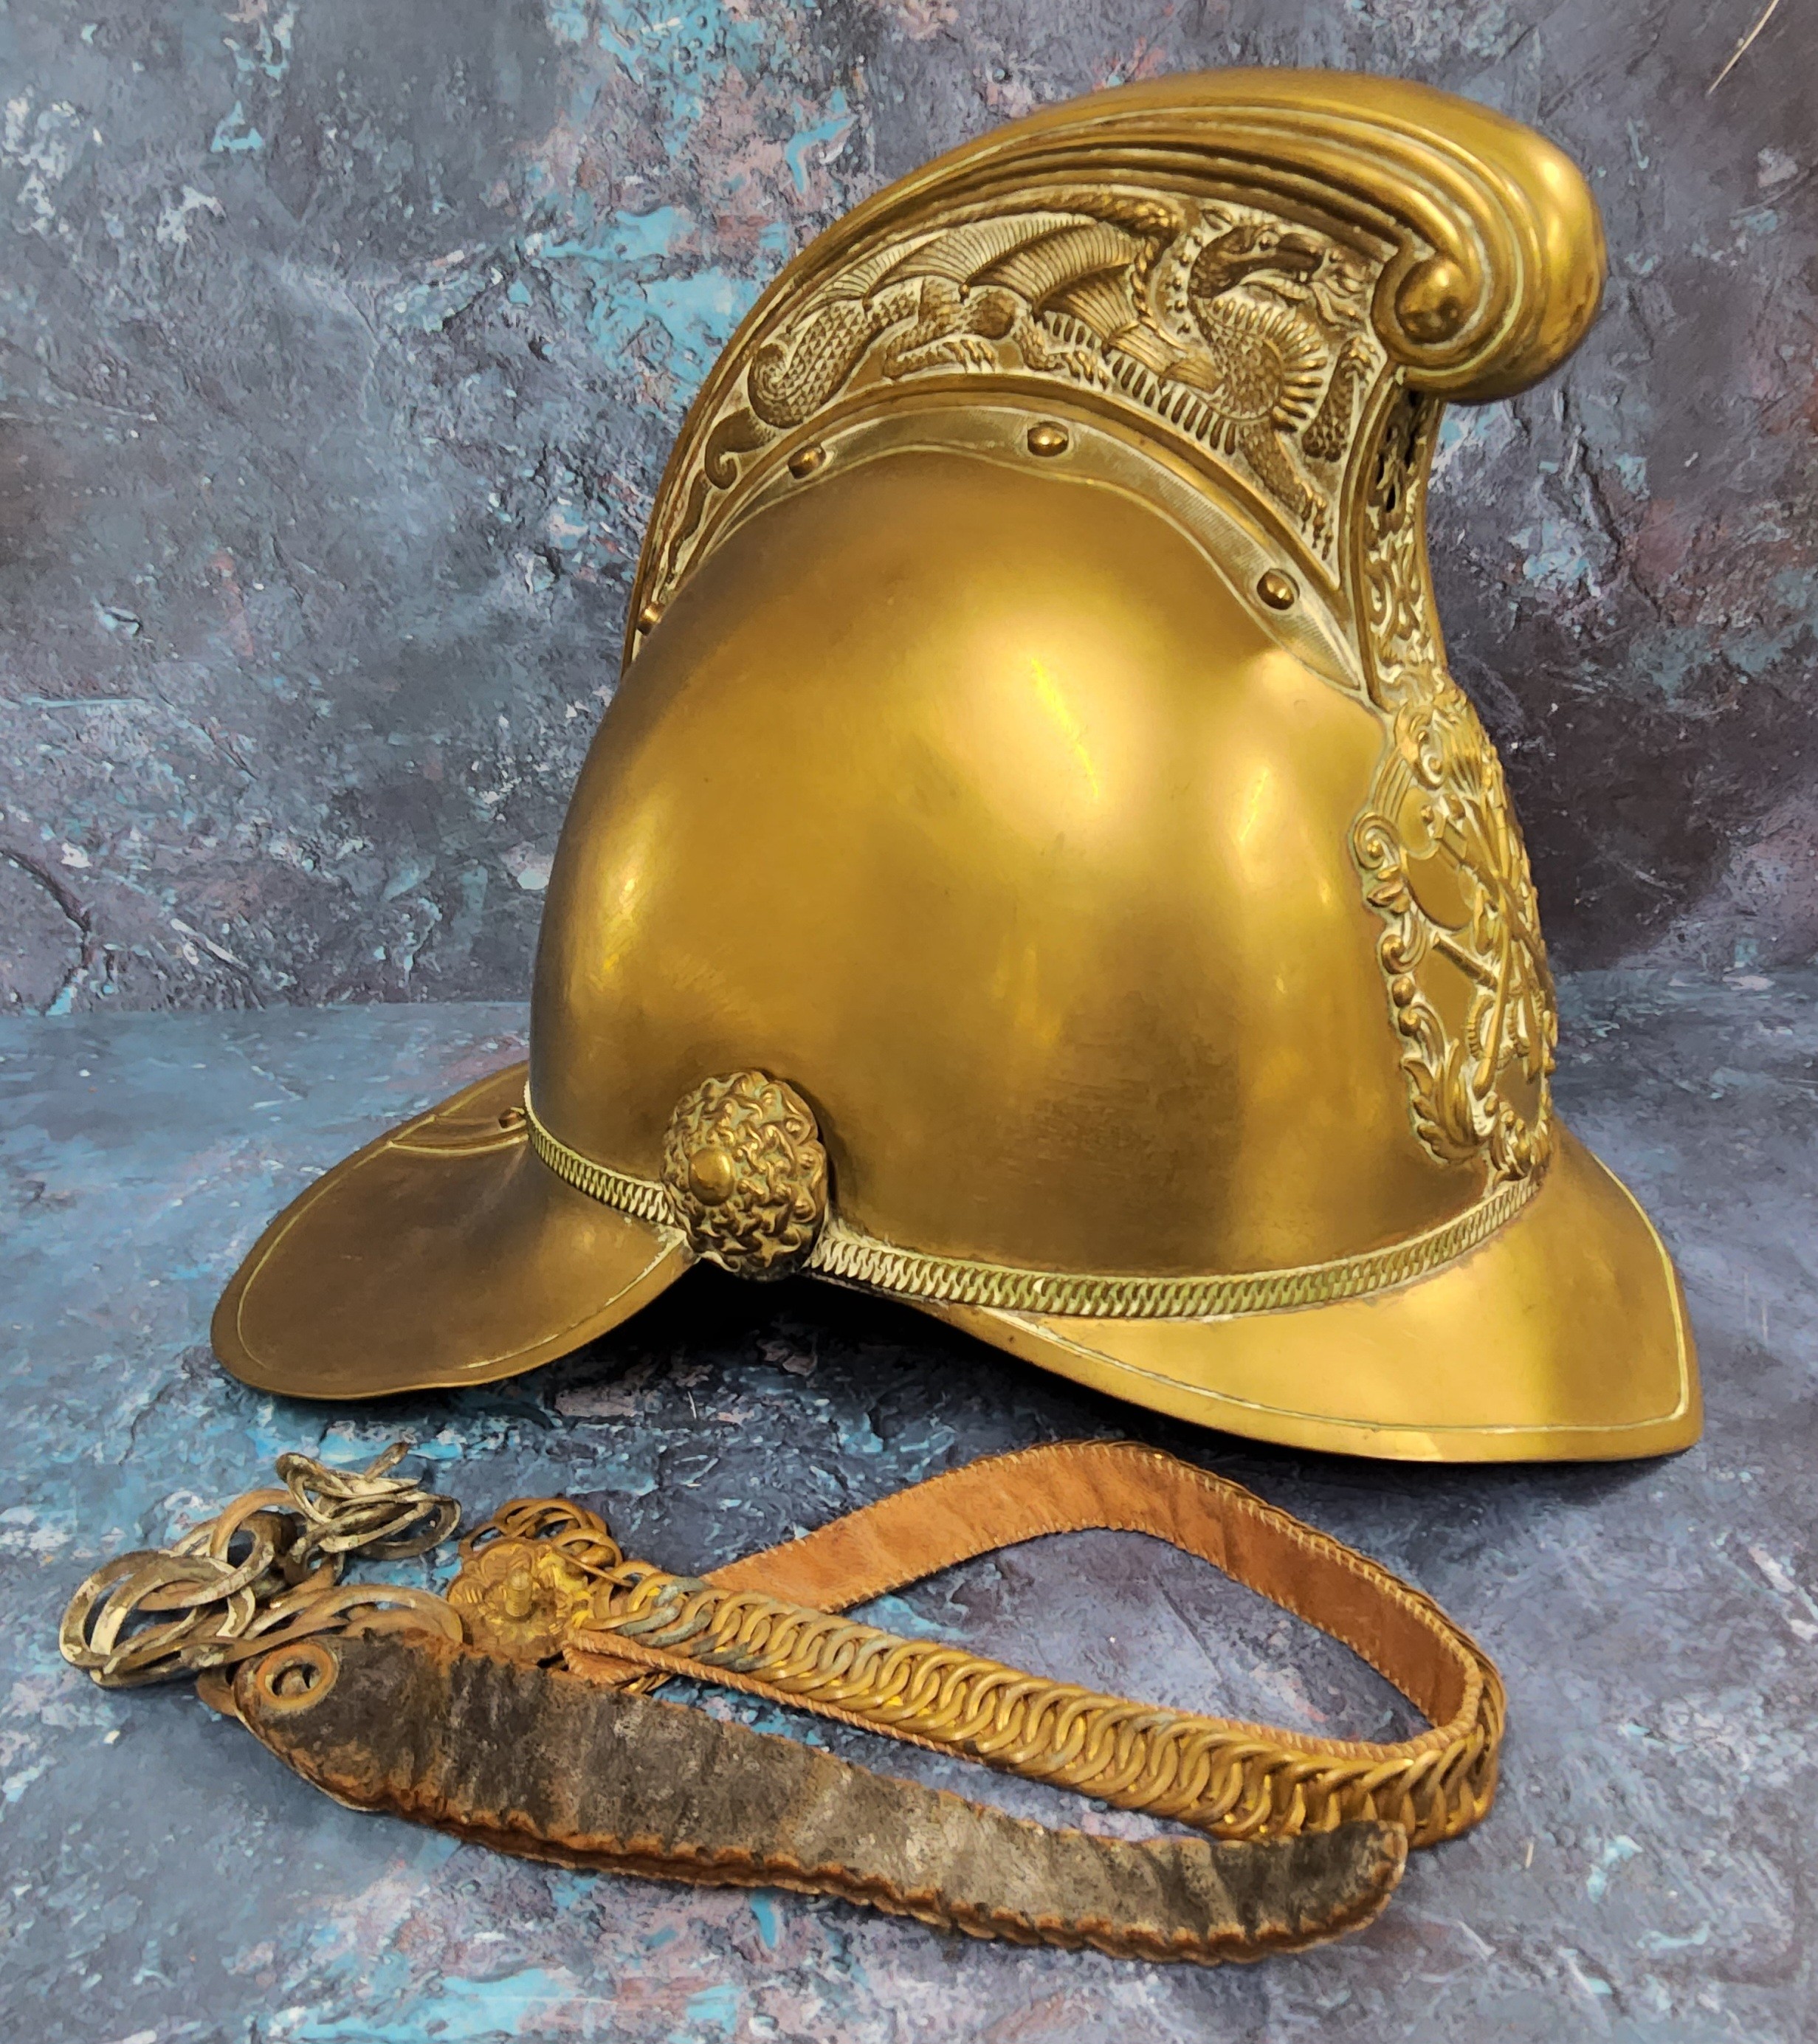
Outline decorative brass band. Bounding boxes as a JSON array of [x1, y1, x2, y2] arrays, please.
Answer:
[[808, 1183, 1537, 1318], [523, 1092, 675, 1228], [455, 1456, 1504, 1851], [524, 1088, 1541, 1320]]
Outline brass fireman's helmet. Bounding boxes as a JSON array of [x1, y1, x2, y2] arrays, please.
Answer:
[[216, 71, 1698, 1462]]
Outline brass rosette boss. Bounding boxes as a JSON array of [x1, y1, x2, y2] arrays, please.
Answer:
[[658, 1071, 829, 1278]]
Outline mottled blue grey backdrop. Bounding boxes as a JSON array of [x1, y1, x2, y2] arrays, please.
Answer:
[[1, 1, 1812, 1014]]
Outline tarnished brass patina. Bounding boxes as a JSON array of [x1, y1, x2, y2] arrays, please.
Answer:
[[213, 69, 1698, 1459], [63, 1442, 1501, 1882]]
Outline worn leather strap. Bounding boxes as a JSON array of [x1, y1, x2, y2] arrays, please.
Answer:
[[71, 1444, 1453, 1966], [222, 1629, 1407, 1966], [552, 1440, 1502, 1847]]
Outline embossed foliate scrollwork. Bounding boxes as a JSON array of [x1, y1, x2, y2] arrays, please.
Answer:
[[1352, 390, 1556, 1182], [627, 92, 1575, 1200], [644, 189, 1389, 614]]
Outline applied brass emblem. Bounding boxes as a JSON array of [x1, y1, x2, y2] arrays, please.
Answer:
[[662, 1071, 829, 1276]]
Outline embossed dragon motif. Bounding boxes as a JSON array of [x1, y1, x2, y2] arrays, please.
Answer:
[[1352, 392, 1557, 1183], [1154, 217, 1374, 546], [658, 191, 1381, 593], [648, 185, 1552, 1191]]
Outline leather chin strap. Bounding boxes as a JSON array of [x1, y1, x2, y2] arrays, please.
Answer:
[[66, 1439, 1499, 1966], [478, 1441, 1502, 1851], [224, 1629, 1409, 1966]]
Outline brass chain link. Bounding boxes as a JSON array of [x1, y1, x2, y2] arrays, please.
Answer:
[[451, 1492, 1501, 1850], [574, 1565, 1500, 1848], [62, 1453, 1502, 1852], [59, 1444, 462, 1689]]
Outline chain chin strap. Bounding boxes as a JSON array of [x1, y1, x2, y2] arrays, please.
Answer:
[[59, 1444, 462, 1690], [447, 1452, 1504, 1854], [60, 1443, 1504, 1853], [57, 1445, 1428, 1965]]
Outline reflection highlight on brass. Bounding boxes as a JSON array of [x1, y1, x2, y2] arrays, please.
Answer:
[[213, 71, 1696, 1464]]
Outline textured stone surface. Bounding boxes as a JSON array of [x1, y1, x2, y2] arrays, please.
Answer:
[[2, 971, 1816, 2039], [1, 3, 1813, 1015]]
